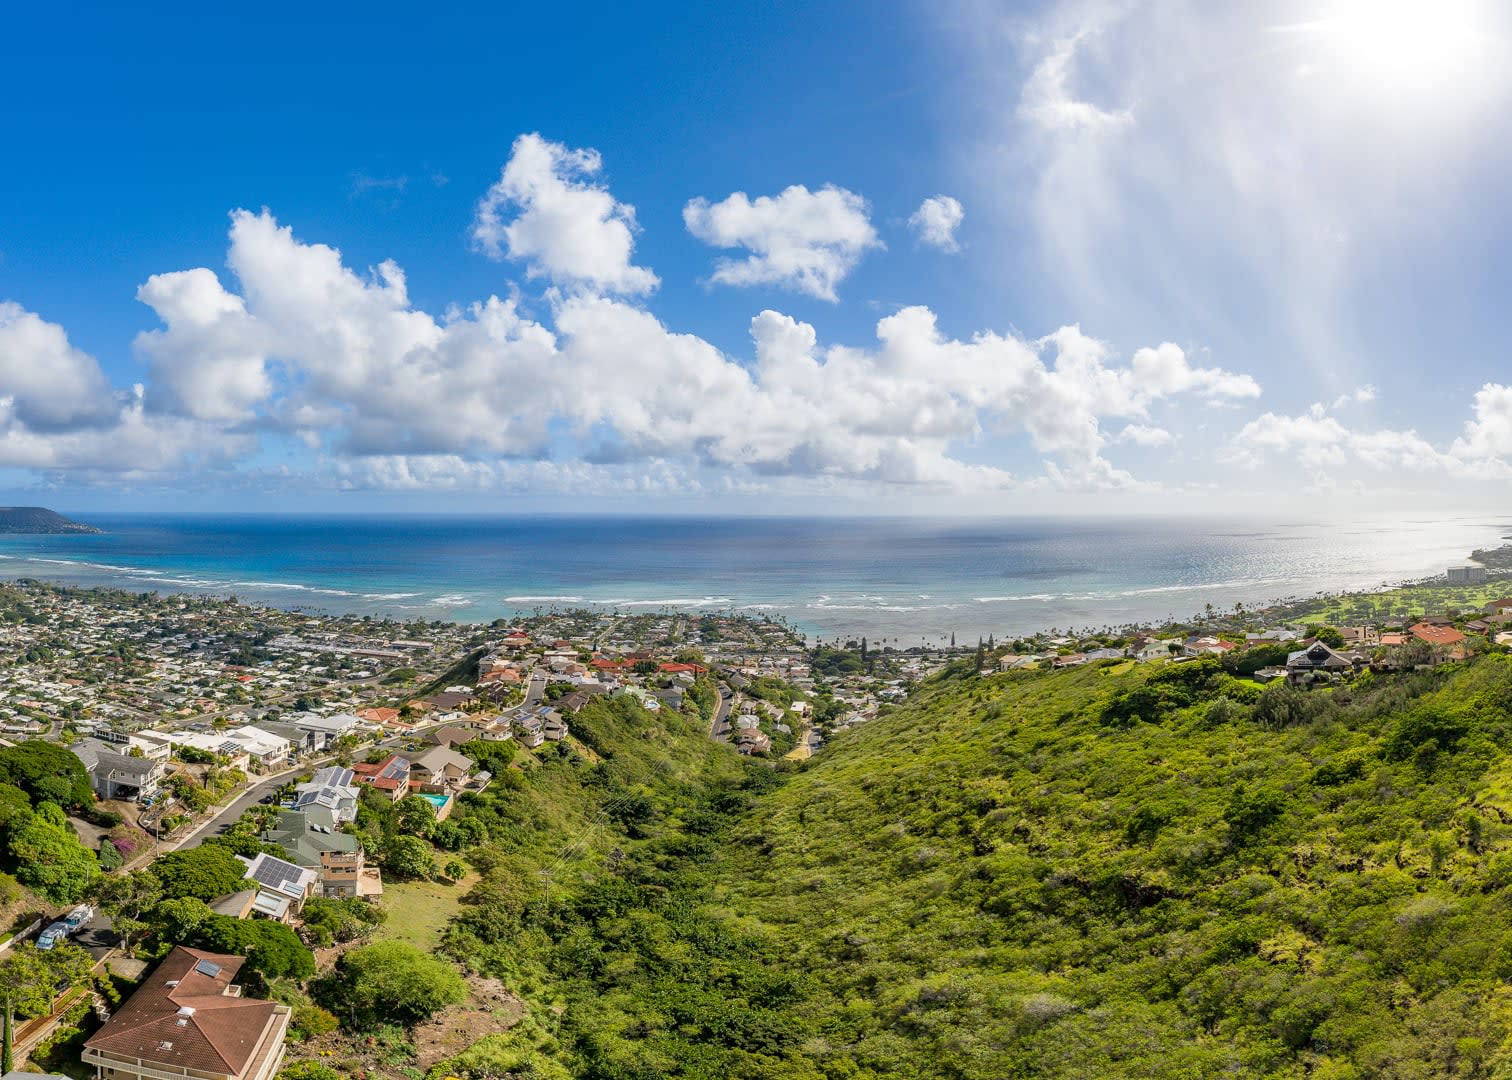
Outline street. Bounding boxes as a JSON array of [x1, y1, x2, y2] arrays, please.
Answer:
[[710, 682, 732, 741], [524, 671, 547, 707]]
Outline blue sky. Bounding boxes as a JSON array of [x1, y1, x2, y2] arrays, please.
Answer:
[[2, 0, 1510, 513]]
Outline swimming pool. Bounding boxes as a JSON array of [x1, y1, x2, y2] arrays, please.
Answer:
[[418, 793, 450, 809]]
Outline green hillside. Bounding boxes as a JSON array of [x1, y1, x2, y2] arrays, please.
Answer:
[[709, 657, 1512, 1079], [422, 657, 1512, 1078]]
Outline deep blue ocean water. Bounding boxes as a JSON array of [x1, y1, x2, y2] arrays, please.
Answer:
[[0, 513, 1503, 642]]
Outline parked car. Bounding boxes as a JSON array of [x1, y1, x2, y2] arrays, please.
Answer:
[[63, 904, 94, 930], [36, 921, 70, 950]]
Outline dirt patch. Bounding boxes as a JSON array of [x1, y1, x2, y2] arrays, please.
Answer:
[[412, 973, 525, 1069]]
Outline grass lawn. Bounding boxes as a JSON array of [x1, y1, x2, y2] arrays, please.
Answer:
[[1284, 581, 1511, 625], [374, 872, 475, 951]]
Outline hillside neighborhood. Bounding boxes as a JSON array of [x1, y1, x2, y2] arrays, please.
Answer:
[[0, 569, 1506, 1078]]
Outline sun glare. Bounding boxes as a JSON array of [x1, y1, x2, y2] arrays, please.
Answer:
[[1296, 0, 1492, 94]]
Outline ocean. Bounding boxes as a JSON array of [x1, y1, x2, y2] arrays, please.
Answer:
[[0, 513, 1503, 643]]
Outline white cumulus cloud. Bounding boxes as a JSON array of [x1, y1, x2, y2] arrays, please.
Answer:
[[471, 133, 658, 295], [683, 184, 881, 302], [134, 268, 272, 422], [0, 301, 120, 430], [908, 195, 965, 252]]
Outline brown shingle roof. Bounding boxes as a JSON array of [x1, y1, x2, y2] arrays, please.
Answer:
[[85, 946, 285, 1076]]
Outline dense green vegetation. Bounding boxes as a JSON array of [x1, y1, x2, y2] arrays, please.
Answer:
[[707, 656, 1512, 1078], [353, 652, 1512, 1079]]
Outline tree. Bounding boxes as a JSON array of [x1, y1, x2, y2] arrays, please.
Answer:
[[383, 834, 437, 880], [196, 915, 314, 980], [0, 741, 93, 808], [395, 795, 437, 839], [8, 801, 100, 904], [152, 845, 250, 900], [300, 896, 385, 947], [149, 896, 215, 943], [320, 940, 467, 1029], [443, 858, 468, 882], [95, 870, 163, 952], [0, 943, 93, 1019], [0, 784, 32, 845]]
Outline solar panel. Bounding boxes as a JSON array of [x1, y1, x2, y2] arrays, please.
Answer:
[[251, 856, 303, 894], [193, 959, 222, 978]]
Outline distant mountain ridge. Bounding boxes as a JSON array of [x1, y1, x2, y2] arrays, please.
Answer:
[[0, 507, 101, 534]]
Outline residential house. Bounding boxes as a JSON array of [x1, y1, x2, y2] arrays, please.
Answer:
[[734, 728, 771, 755], [1134, 638, 1185, 661], [1187, 637, 1237, 656], [162, 731, 253, 772], [238, 852, 317, 922], [256, 721, 316, 757], [349, 755, 411, 802], [424, 725, 476, 749], [125, 730, 175, 765], [355, 706, 402, 731], [541, 712, 569, 742], [227, 725, 292, 768], [263, 807, 380, 900], [70, 738, 163, 802], [1286, 641, 1352, 677], [291, 766, 360, 823], [408, 745, 474, 794], [514, 712, 545, 748], [1410, 621, 1468, 658], [82, 946, 291, 1080], [209, 890, 258, 919], [422, 690, 473, 712], [284, 712, 360, 751]]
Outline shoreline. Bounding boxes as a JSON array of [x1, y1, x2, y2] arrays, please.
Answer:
[[0, 540, 1505, 647], [0, 514, 1501, 643]]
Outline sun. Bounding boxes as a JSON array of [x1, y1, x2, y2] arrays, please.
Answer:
[[1294, 0, 1492, 92]]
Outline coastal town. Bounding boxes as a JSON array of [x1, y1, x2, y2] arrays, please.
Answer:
[[0, 556, 1508, 1078]]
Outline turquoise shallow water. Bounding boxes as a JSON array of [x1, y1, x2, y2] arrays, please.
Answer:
[[0, 513, 1502, 642]]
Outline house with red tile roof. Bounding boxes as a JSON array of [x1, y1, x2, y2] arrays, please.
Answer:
[[350, 754, 411, 801], [357, 706, 401, 726], [83, 946, 291, 1080], [1410, 622, 1466, 647]]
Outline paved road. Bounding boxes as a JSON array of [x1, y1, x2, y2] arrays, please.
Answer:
[[710, 683, 732, 741], [523, 671, 547, 707], [73, 912, 120, 963], [173, 770, 302, 851]]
